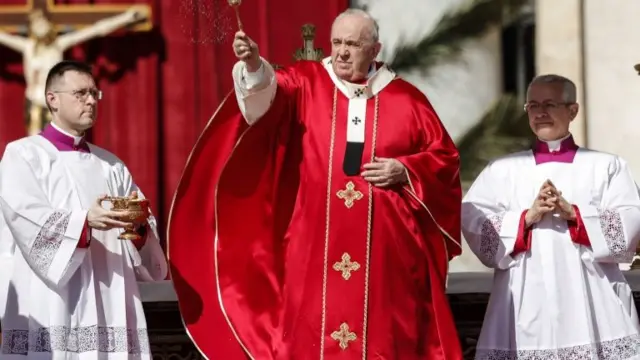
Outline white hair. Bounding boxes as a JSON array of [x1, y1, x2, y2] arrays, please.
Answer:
[[332, 8, 379, 43], [527, 74, 577, 103]]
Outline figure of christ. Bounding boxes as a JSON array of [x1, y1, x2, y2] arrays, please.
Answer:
[[0, 6, 147, 135]]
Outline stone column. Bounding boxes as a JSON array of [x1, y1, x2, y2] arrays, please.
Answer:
[[534, 0, 587, 146], [582, 1, 640, 181]]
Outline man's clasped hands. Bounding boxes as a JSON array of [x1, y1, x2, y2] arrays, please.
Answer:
[[525, 179, 577, 228]]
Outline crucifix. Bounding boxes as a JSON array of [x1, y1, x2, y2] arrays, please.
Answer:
[[0, 0, 153, 135], [293, 23, 324, 62]]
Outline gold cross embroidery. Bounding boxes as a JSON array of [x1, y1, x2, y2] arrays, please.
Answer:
[[330, 323, 357, 350], [337, 181, 363, 209], [332, 253, 360, 280]]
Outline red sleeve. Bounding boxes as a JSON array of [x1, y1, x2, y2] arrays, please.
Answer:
[[77, 219, 90, 248], [511, 210, 533, 256], [568, 205, 591, 247], [396, 93, 462, 260], [167, 85, 301, 359], [393, 92, 464, 360]]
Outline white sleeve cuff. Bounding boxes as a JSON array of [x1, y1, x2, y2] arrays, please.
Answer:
[[242, 62, 265, 89]]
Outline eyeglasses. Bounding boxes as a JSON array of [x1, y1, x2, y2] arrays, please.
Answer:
[[54, 88, 103, 101], [524, 101, 573, 112]]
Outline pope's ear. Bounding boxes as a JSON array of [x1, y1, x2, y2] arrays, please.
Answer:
[[373, 42, 382, 58]]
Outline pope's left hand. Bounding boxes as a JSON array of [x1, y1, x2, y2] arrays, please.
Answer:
[[361, 157, 408, 188]]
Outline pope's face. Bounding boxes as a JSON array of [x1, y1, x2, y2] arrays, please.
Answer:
[[525, 82, 578, 141], [330, 15, 381, 82]]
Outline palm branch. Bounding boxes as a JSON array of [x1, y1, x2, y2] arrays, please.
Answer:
[[389, 0, 530, 74], [457, 94, 534, 189], [368, 0, 533, 185]]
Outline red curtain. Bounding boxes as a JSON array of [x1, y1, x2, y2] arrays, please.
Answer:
[[0, 0, 347, 247]]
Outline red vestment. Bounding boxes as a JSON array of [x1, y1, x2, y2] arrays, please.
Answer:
[[168, 60, 463, 359]]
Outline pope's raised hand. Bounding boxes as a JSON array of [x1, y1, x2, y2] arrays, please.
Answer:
[[233, 31, 261, 72]]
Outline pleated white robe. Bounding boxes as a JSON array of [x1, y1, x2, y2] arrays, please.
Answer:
[[462, 148, 640, 359], [0, 135, 167, 359]]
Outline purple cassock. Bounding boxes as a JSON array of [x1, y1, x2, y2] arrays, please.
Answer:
[[533, 135, 578, 165], [39, 123, 90, 153]]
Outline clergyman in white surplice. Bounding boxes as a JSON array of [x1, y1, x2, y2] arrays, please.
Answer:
[[463, 74, 640, 360], [0, 60, 167, 359]]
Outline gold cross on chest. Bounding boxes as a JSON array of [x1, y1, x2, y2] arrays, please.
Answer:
[[0, 0, 152, 33], [332, 253, 360, 280], [330, 323, 357, 350], [337, 181, 363, 209]]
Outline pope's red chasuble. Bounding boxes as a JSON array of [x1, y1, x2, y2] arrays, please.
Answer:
[[168, 58, 464, 359]]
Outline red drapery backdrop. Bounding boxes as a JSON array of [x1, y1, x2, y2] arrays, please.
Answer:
[[0, 0, 347, 247]]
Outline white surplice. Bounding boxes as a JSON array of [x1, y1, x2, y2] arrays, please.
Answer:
[[462, 147, 640, 360], [0, 135, 167, 359]]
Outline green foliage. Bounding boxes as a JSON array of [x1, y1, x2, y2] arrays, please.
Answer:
[[456, 94, 534, 189], [389, 0, 530, 74], [378, 0, 534, 186]]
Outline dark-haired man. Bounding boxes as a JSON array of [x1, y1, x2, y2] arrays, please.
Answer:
[[0, 60, 167, 358]]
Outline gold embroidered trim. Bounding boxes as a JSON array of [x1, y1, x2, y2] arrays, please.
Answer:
[[360, 95, 379, 359], [320, 89, 379, 360], [337, 181, 363, 208], [402, 186, 461, 288], [331, 323, 357, 350], [319, 88, 339, 358], [332, 253, 361, 280], [182, 92, 255, 359]]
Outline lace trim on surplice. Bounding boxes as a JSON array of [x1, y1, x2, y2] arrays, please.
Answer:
[[1, 326, 150, 355], [479, 213, 503, 265], [29, 210, 70, 274], [597, 208, 634, 262], [474, 333, 640, 360]]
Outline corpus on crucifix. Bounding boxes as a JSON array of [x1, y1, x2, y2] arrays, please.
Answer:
[[0, 0, 152, 135]]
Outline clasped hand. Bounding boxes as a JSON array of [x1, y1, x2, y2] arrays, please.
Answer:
[[87, 191, 143, 231], [361, 157, 407, 188], [525, 179, 575, 227]]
